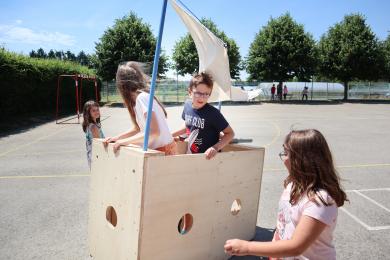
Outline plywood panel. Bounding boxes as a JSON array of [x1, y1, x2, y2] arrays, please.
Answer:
[[88, 141, 163, 260], [139, 147, 264, 260]]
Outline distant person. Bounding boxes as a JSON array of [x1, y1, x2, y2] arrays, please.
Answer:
[[82, 100, 105, 169], [302, 86, 309, 101], [270, 84, 276, 100], [225, 129, 348, 260], [103, 61, 177, 155], [277, 83, 283, 101], [283, 85, 288, 100]]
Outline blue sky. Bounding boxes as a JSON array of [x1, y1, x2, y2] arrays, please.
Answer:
[[1, 0, 389, 79]]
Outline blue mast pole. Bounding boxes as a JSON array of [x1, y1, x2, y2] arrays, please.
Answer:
[[143, 0, 168, 151]]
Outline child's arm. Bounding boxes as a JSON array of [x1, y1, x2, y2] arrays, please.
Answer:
[[103, 128, 140, 146], [90, 125, 101, 139], [113, 112, 160, 152], [172, 125, 187, 141], [205, 125, 234, 160], [224, 215, 327, 258]]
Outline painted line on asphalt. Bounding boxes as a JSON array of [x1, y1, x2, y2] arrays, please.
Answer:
[[0, 127, 67, 158], [11, 149, 84, 157], [264, 120, 281, 148], [340, 207, 390, 231], [264, 163, 390, 172], [0, 173, 89, 180], [351, 189, 390, 213]]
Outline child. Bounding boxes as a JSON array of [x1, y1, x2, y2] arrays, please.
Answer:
[[283, 85, 288, 100], [82, 100, 105, 169], [172, 72, 234, 160], [302, 86, 309, 100], [103, 61, 176, 155], [224, 129, 348, 260]]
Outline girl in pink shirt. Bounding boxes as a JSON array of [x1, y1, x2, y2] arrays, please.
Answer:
[[225, 129, 348, 259]]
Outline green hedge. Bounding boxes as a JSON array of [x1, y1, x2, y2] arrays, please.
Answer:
[[0, 48, 100, 120]]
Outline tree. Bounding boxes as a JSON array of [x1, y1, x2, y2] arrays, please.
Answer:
[[36, 48, 47, 58], [77, 51, 89, 66], [47, 49, 56, 59], [246, 13, 317, 84], [318, 14, 385, 100], [55, 50, 64, 60], [172, 18, 242, 79], [29, 50, 37, 58], [64, 50, 76, 61], [95, 12, 168, 81], [383, 34, 390, 81]]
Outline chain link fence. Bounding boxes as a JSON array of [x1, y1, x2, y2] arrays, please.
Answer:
[[101, 80, 390, 104]]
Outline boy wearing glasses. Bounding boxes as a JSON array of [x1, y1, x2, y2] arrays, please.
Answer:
[[172, 72, 234, 160]]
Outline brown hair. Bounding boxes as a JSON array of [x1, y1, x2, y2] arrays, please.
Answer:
[[82, 100, 101, 132], [283, 129, 348, 207], [188, 72, 213, 91], [115, 61, 167, 130]]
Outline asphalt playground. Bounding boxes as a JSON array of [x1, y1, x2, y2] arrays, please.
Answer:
[[0, 102, 389, 259]]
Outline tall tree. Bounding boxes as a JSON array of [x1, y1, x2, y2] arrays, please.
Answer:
[[55, 50, 64, 60], [95, 12, 168, 81], [36, 48, 47, 58], [172, 18, 242, 79], [318, 14, 384, 100], [77, 51, 89, 66], [383, 34, 390, 81], [29, 50, 37, 58], [47, 49, 56, 59], [64, 50, 76, 61], [246, 13, 317, 84]]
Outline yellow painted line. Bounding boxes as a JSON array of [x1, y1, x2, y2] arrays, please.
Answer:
[[11, 149, 83, 157], [0, 127, 67, 158], [264, 163, 390, 172], [0, 173, 89, 180], [263, 120, 281, 148]]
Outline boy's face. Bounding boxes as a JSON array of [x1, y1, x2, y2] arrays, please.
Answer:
[[189, 83, 212, 109]]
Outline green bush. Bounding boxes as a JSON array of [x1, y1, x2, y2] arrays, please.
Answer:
[[0, 48, 100, 120]]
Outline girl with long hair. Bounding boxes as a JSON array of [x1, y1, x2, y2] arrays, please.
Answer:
[[103, 61, 176, 155], [225, 129, 348, 260], [82, 100, 105, 169]]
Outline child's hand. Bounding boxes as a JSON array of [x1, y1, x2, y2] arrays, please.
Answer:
[[103, 137, 118, 147], [113, 142, 121, 153], [224, 239, 249, 256], [205, 146, 217, 160]]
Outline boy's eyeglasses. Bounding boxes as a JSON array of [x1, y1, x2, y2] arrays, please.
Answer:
[[279, 151, 288, 161], [193, 91, 210, 98]]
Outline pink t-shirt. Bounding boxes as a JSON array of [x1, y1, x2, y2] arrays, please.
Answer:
[[274, 182, 338, 260]]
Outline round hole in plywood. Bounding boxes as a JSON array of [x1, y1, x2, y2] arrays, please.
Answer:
[[177, 213, 193, 235], [106, 206, 117, 227], [231, 199, 242, 215]]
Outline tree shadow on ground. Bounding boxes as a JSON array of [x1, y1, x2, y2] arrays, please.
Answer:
[[0, 111, 78, 138], [229, 226, 275, 260]]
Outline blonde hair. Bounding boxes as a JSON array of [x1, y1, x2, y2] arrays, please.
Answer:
[[116, 61, 167, 130]]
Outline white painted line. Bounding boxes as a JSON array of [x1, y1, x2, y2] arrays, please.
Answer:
[[367, 225, 390, 231], [339, 207, 372, 230], [346, 188, 390, 192], [353, 190, 390, 213]]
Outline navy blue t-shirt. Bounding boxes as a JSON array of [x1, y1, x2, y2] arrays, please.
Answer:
[[181, 100, 229, 153]]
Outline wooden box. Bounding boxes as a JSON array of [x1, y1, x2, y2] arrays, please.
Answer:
[[88, 140, 264, 260]]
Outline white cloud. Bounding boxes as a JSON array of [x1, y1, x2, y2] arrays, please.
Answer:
[[0, 24, 75, 46]]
